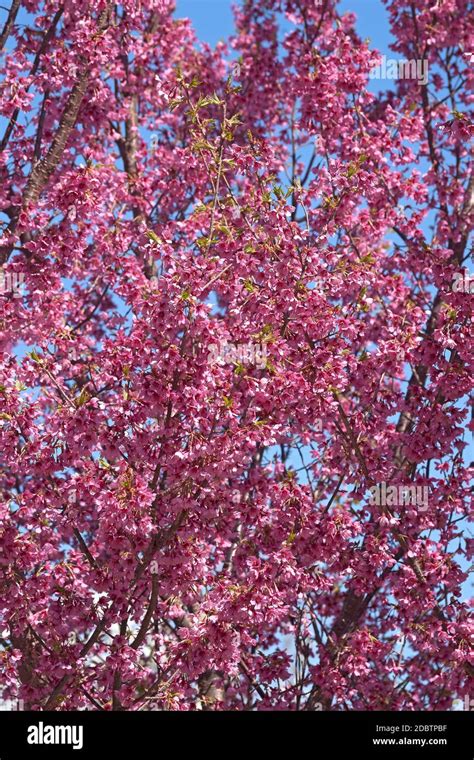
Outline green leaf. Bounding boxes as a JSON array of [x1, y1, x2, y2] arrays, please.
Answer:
[[145, 230, 161, 244], [75, 387, 90, 408]]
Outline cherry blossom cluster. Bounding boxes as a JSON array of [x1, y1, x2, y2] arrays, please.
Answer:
[[0, 0, 472, 711]]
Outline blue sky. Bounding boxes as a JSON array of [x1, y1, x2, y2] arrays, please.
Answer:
[[176, 0, 393, 54]]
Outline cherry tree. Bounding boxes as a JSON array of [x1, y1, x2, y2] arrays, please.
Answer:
[[0, 0, 472, 711]]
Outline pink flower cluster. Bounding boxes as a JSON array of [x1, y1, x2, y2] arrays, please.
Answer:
[[0, 0, 472, 710]]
